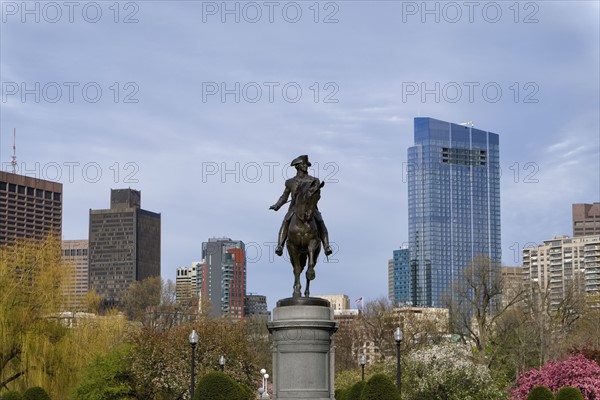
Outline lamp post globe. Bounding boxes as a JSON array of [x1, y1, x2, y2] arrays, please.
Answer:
[[360, 354, 366, 382]]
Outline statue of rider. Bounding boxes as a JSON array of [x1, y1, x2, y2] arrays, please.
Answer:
[[269, 155, 333, 257]]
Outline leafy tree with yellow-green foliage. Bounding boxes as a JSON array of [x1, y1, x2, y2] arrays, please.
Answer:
[[0, 237, 127, 399], [0, 237, 67, 393]]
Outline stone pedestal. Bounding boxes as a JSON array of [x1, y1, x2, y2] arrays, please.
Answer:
[[267, 298, 338, 400]]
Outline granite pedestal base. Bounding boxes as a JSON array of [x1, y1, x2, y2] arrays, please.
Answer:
[[267, 298, 338, 400]]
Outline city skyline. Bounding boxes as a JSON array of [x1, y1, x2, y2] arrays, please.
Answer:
[[1, 2, 598, 309]]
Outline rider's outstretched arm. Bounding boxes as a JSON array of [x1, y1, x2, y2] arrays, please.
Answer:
[[270, 183, 291, 211]]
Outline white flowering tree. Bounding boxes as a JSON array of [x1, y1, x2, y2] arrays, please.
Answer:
[[403, 343, 507, 400]]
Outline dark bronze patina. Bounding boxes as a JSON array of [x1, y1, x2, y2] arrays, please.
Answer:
[[270, 155, 332, 298]]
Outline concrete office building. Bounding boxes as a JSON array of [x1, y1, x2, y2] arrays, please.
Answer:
[[88, 189, 160, 307], [317, 294, 350, 311], [573, 203, 600, 237], [407, 117, 501, 307], [0, 171, 62, 245], [522, 235, 600, 309], [176, 262, 200, 304], [500, 266, 524, 308], [62, 240, 89, 310], [199, 238, 246, 318]]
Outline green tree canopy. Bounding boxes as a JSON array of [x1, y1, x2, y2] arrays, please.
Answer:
[[70, 344, 136, 400]]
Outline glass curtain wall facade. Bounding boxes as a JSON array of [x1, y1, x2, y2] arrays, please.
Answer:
[[407, 117, 501, 307], [389, 248, 410, 306]]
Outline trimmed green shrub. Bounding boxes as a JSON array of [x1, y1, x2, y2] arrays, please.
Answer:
[[1, 391, 23, 400], [334, 388, 347, 400], [237, 383, 254, 400], [22, 387, 50, 400], [194, 372, 243, 400], [555, 387, 584, 400], [346, 381, 365, 400], [526, 386, 554, 400], [361, 374, 399, 400]]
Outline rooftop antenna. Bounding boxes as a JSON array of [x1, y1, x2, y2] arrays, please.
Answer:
[[11, 128, 17, 173], [459, 121, 474, 127]]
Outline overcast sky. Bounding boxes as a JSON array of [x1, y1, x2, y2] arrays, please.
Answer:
[[1, 0, 599, 309]]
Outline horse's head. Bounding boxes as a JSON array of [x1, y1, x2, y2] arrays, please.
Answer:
[[294, 180, 324, 222]]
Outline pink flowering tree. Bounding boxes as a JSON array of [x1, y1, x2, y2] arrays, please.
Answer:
[[511, 354, 600, 400]]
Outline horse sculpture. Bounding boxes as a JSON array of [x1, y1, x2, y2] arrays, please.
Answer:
[[286, 179, 325, 298]]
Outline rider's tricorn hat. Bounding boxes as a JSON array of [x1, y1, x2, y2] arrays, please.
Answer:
[[291, 155, 311, 167]]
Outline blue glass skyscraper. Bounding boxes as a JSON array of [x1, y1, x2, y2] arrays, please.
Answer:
[[407, 117, 501, 307], [389, 248, 410, 305]]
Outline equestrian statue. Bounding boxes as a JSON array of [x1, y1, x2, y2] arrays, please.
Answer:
[[269, 155, 332, 298]]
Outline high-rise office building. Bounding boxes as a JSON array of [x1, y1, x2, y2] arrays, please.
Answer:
[[0, 171, 62, 245], [176, 262, 200, 304], [522, 235, 600, 308], [244, 293, 270, 318], [573, 203, 600, 237], [199, 238, 246, 318], [62, 239, 89, 310], [88, 189, 160, 307], [407, 117, 501, 307], [389, 247, 410, 306]]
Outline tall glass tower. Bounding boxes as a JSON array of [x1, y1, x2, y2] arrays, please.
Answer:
[[407, 117, 501, 307]]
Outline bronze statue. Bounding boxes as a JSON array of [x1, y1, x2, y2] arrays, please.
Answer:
[[270, 155, 332, 297]]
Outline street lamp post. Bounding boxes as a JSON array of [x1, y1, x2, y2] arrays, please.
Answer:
[[260, 368, 267, 398], [394, 327, 403, 394], [360, 354, 366, 382], [189, 329, 199, 400], [219, 355, 225, 372], [263, 373, 269, 398]]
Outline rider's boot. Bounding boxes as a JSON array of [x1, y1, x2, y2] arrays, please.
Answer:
[[323, 240, 333, 257], [275, 222, 288, 256], [318, 221, 333, 256]]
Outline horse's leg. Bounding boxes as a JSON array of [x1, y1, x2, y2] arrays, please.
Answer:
[[289, 245, 302, 298], [305, 278, 310, 298], [305, 241, 319, 297], [299, 252, 308, 296], [306, 240, 319, 281]]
